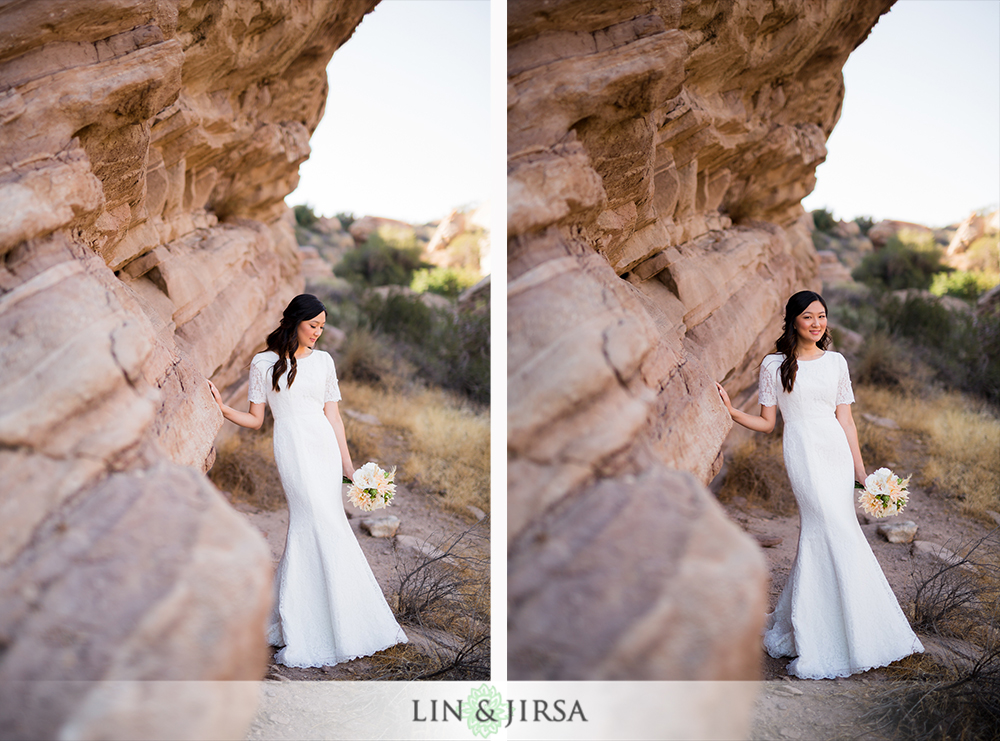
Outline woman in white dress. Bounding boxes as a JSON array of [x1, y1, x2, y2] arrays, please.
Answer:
[[716, 290, 923, 679], [209, 294, 407, 668]]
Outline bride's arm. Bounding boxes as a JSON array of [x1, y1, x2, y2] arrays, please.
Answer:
[[836, 403, 867, 484], [324, 401, 356, 479], [716, 382, 777, 433], [208, 380, 265, 430]]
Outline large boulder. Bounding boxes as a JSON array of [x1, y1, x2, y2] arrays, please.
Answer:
[[507, 0, 896, 704], [0, 0, 377, 737]]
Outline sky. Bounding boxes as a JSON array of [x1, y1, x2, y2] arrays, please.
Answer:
[[285, 0, 490, 225], [802, 0, 1000, 228]]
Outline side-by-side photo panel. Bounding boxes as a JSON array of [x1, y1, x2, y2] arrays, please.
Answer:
[[0, 1, 490, 739], [508, 0, 999, 737]]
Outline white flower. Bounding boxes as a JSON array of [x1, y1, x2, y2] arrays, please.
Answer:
[[353, 461, 381, 490]]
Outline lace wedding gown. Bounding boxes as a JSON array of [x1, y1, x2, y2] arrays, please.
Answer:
[[759, 351, 923, 679], [249, 350, 407, 667]]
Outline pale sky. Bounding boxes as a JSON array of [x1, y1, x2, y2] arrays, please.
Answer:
[[802, 0, 1000, 228], [285, 0, 490, 225]]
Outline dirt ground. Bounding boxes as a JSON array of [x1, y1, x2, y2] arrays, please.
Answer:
[[718, 430, 995, 739]]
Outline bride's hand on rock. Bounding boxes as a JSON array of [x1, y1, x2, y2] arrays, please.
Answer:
[[207, 379, 223, 409], [715, 382, 734, 415]]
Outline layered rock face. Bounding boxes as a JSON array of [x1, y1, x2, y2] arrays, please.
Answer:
[[508, 0, 894, 683], [0, 1, 376, 737]]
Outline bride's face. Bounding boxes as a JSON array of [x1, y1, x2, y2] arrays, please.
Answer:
[[297, 311, 326, 350], [794, 300, 827, 345]]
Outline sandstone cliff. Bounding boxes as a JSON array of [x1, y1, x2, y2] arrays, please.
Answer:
[[0, 1, 376, 737], [508, 0, 895, 686]]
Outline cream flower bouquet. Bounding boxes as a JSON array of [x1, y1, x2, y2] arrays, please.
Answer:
[[855, 467, 910, 518], [342, 462, 396, 511]]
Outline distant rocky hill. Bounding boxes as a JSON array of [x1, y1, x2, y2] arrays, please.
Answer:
[[813, 210, 998, 288]]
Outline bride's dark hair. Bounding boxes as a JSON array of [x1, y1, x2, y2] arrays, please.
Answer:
[[266, 294, 326, 392], [774, 290, 830, 393]]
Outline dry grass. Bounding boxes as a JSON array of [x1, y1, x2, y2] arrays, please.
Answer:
[[341, 380, 490, 516], [359, 521, 490, 681], [208, 426, 286, 511], [856, 414, 901, 471], [717, 435, 797, 515], [855, 385, 1000, 522]]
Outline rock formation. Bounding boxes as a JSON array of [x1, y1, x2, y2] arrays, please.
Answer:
[[426, 203, 492, 274], [867, 218, 933, 246], [508, 0, 895, 693], [348, 214, 417, 245], [0, 1, 376, 737], [947, 209, 999, 266]]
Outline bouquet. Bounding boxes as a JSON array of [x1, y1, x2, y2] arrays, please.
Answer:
[[343, 462, 396, 512], [855, 467, 910, 518]]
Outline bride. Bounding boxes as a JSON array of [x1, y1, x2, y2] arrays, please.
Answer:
[[716, 290, 923, 679], [209, 293, 407, 668]]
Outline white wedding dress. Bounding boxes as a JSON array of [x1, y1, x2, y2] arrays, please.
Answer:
[[759, 351, 923, 679], [249, 350, 407, 668]]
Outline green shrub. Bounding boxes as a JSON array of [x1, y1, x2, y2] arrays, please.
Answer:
[[852, 234, 947, 290], [880, 293, 1000, 401], [352, 291, 490, 405], [884, 292, 961, 348], [854, 215, 875, 236], [854, 332, 908, 388], [443, 230, 486, 271], [411, 266, 481, 299], [812, 208, 836, 233], [930, 270, 999, 302], [428, 307, 490, 405], [361, 291, 435, 344], [972, 301, 1000, 405], [335, 231, 429, 288], [293, 204, 318, 228]]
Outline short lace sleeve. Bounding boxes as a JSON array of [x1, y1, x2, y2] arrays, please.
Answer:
[[836, 354, 855, 406], [758, 359, 778, 407], [248, 358, 268, 404], [324, 353, 341, 403]]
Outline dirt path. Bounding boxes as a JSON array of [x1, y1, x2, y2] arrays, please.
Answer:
[[721, 435, 994, 739]]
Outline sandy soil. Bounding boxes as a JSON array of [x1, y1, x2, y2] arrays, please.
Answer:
[[717, 430, 994, 739]]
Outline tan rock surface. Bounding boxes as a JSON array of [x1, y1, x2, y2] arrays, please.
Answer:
[[946, 209, 998, 269], [508, 467, 767, 680], [0, 0, 377, 737], [507, 0, 896, 696]]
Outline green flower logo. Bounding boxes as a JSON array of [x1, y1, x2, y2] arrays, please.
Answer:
[[463, 683, 507, 738]]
